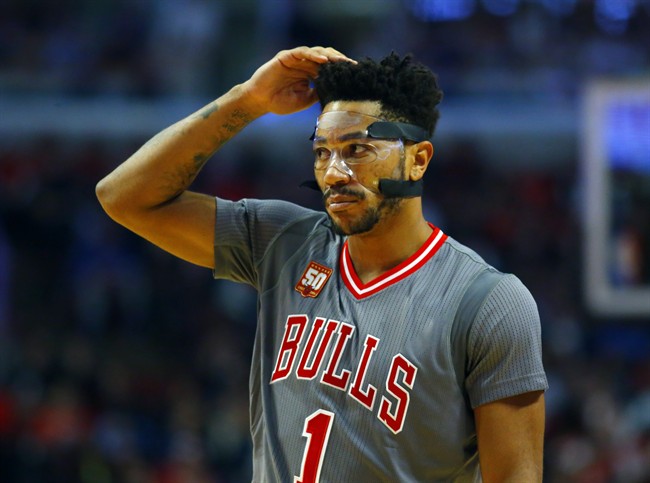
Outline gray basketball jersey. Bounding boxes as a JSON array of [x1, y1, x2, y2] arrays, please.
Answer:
[[213, 198, 548, 483]]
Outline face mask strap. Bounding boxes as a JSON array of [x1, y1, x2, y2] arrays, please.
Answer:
[[309, 121, 429, 143], [366, 121, 430, 142], [300, 177, 423, 198], [378, 179, 423, 198]]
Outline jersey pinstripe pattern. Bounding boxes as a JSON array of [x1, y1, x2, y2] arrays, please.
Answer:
[[213, 198, 548, 482]]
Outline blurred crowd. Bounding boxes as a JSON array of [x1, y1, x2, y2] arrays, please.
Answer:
[[1, 1, 650, 482], [1, 0, 648, 99], [1, 135, 649, 482]]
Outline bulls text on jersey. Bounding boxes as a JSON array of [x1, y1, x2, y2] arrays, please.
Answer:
[[270, 314, 418, 434]]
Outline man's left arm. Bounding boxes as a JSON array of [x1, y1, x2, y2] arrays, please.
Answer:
[[474, 390, 545, 482], [463, 273, 548, 482]]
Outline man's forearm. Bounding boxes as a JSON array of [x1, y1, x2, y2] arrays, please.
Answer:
[[482, 464, 543, 483], [96, 83, 262, 215]]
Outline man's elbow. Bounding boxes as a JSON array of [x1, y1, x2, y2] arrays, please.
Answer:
[[96, 175, 129, 222]]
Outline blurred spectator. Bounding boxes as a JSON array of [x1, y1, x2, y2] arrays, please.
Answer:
[[0, 221, 12, 333], [147, 0, 224, 97]]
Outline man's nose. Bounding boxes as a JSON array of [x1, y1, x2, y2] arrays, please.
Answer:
[[322, 153, 353, 186]]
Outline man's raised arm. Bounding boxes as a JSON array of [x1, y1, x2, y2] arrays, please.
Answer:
[[96, 46, 354, 268]]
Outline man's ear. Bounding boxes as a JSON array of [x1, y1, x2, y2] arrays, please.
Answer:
[[409, 141, 434, 181]]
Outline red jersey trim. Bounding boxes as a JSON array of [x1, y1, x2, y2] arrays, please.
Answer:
[[340, 224, 448, 300]]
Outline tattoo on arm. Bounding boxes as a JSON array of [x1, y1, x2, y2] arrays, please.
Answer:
[[223, 109, 253, 133], [159, 153, 209, 200], [158, 108, 253, 200], [199, 103, 220, 120]]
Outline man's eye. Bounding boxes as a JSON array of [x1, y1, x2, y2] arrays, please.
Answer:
[[314, 148, 330, 160], [349, 144, 370, 156]]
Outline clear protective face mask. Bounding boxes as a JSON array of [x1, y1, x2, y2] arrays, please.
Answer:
[[311, 111, 404, 176], [304, 110, 430, 198]]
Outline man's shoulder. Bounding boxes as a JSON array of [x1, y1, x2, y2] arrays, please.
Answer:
[[440, 235, 531, 299], [429, 234, 533, 313], [217, 196, 314, 214], [230, 197, 337, 257], [218, 197, 329, 230], [426, 234, 503, 291], [441, 235, 496, 271]]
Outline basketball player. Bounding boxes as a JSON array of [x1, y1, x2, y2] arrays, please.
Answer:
[[97, 46, 548, 482]]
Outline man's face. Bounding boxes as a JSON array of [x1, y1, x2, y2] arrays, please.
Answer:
[[313, 101, 407, 236]]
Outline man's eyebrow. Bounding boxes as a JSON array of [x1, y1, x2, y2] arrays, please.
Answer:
[[312, 131, 369, 144]]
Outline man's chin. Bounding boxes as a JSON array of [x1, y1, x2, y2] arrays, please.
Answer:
[[327, 196, 403, 236], [328, 211, 380, 237], [330, 221, 366, 237]]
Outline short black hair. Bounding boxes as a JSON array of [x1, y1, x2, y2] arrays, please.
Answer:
[[314, 53, 443, 138]]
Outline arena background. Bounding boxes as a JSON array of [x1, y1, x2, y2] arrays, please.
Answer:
[[0, 1, 649, 481]]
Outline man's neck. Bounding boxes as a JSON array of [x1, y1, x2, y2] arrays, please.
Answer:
[[346, 206, 433, 285]]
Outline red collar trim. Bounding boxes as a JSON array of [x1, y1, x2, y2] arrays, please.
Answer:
[[340, 224, 448, 300]]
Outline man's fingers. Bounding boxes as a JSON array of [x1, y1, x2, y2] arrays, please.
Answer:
[[274, 46, 356, 80], [277, 57, 320, 79], [312, 46, 357, 64], [279, 46, 357, 67], [245, 46, 355, 115]]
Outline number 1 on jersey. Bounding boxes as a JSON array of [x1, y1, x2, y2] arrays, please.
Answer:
[[294, 410, 335, 483]]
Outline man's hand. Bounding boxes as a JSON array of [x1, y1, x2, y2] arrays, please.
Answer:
[[241, 46, 356, 116]]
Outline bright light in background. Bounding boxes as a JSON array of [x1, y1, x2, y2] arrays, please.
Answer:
[[406, 0, 641, 33], [408, 0, 476, 21], [595, 0, 637, 34], [583, 79, 650, 317], [606, 101, 650, 174]]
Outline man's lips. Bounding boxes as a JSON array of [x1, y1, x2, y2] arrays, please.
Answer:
[[326, 195, 360, 212], [323, 187, 365, 212]]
